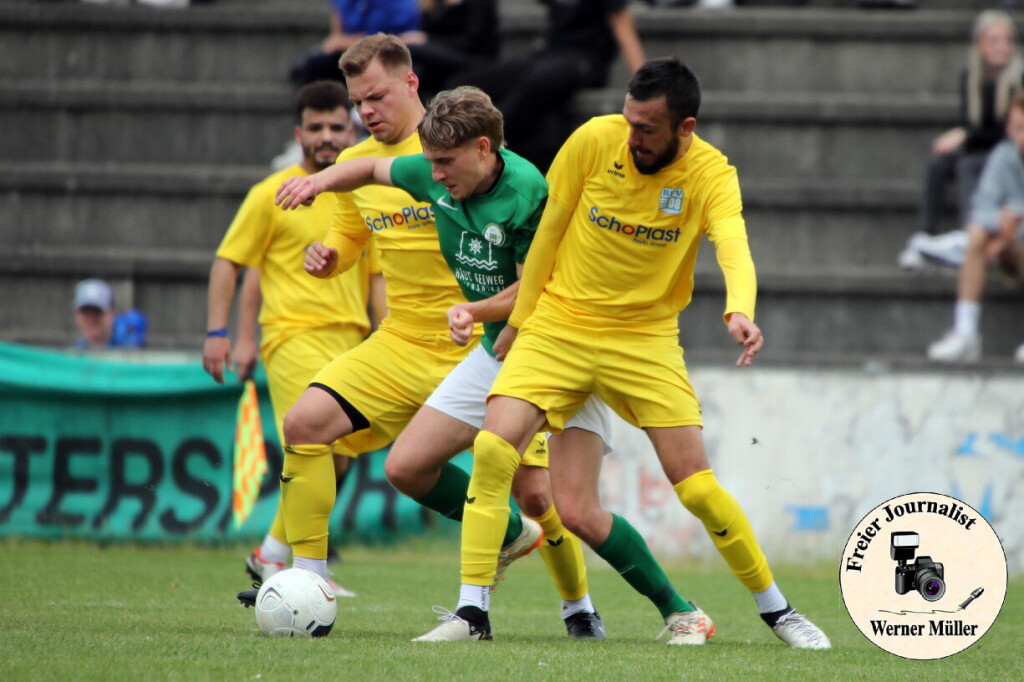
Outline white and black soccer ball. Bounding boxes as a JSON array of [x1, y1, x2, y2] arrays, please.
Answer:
[[254, 568, 337, 638]]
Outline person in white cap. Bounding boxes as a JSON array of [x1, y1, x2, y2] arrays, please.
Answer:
[[73, 278, 147, 351]]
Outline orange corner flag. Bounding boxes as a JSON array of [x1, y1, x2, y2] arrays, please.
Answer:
[[232, 379, 267, 529]]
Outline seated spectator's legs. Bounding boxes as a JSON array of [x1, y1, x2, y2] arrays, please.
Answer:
[[919, 152, 958, 236], [409, 43, 488, 102], [291, 50, 345, 87], [954, 152, 991, 227], [453, 51, 609, 170]]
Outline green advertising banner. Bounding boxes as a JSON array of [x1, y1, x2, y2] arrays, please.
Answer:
[[0, 342, 464, 543]]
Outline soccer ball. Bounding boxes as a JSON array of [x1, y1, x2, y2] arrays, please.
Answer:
[[254, 568, 337, 638]]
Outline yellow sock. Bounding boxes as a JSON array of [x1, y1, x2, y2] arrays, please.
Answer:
[[281, 443, 335, 560], [674, 469, 774, 592], [529, 505, 588, 602], [461, 430, 521, 587]]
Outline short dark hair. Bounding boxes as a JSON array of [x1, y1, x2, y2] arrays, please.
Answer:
[[419, 87, 504, 151], [340, 33, 413, 78], [294, 81, 352, 123], [627, 58, 701, 127]]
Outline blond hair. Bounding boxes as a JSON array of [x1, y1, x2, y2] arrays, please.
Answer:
[[967, 10, 1023, 125], [340, 33, 412, 79], [418, 86, 504, 151]]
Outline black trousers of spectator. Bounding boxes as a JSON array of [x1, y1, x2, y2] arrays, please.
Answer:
[[409, 43, 493, 104], [918, 150, 989, 235], [452, 49, 611, 172]]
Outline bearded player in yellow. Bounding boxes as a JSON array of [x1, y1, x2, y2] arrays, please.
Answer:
[[421, 58, 831, 649], [238, 34, 602, 638], [203, 81, 382, 598]]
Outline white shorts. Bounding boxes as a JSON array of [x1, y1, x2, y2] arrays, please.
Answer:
[[425, 344, 614, 452]]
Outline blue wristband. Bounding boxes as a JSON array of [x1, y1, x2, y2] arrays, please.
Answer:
[[206, 328, 229, 338]]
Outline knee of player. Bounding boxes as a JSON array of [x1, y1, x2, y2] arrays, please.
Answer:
[[558, 505, 604, 545], [675, 470, 720, 513], [283, 408, 318, 445], [383, 452, 413, 492], [512, 487, 550, 518]]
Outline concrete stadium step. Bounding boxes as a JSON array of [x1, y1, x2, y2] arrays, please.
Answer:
[[1, 80, 955, 183], [0, 161, 928, 263], [5, 245, 1022, 358], [0, 161, 260, 252], [680, 265, 1024, 360], [0, 79, 295, 166], [1, 2, 978, 94]]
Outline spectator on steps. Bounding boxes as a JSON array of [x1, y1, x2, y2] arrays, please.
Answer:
[[409, 0, 499, 104], [290, 0, 424, 87], [73, 278, 147, 351], [900, 10, 1024, 270], [926, 92, 1024, 365], [451, 0, 645, 173]]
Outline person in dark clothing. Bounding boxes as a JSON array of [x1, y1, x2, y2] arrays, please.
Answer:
[[410, 0, 500, 104], [451, 0, 644, 172]]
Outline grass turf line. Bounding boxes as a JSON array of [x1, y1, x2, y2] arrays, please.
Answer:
[[1, 539, 1020, 681]]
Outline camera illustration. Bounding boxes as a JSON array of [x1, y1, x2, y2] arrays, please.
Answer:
[[891, 531, 946, 601]]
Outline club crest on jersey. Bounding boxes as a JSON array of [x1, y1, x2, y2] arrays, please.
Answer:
[[483, 223, 506, 246], [659, 188, 684, 215], [456, 231, 499, 271]]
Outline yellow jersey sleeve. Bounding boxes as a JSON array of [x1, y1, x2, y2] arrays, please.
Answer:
[[323, 134, 464, 333], [216, 164, 371, 341], [508, 200, 572, 328], [526, 116, 756, 333]]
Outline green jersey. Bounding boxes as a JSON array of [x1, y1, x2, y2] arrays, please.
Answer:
[[389, 148, 547, 356]]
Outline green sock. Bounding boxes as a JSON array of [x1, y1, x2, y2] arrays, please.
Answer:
[[413, 461, 521, 545], [593, 514, 694, 618]]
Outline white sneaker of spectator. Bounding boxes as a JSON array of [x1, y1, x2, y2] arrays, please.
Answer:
[[916, 230, 969, 268], [1014, 341, 1024, 364], [927, 329, 981, 363], [697, 0, 735, 8], [897, 232, 928, 270]]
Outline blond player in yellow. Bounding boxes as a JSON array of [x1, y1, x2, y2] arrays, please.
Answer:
[[420, 58, 831, 649], [243, 36, 599, 633], [203, 81, 381, 598]]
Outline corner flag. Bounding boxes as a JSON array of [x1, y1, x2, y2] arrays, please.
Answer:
[[232, 379, 267, 528]]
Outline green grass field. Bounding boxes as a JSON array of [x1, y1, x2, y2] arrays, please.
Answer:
[[1, 539, 1020, 681]]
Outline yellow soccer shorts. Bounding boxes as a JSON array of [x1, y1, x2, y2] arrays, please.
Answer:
[[308, 323, 475, 456], [491, 308, 703, 431], [262, 324, 365, 449]]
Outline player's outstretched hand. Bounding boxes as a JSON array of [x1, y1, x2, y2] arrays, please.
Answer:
[[276, 175, 319, 209], [305, 241, 339, 278], [727, 312, 763, 367], [202, 336, 232, 384], [447, 304, 475, 346], [492, 324, 518, 361]]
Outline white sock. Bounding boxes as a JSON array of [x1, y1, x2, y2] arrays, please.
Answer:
[[561, 594, 595, 618], [293, 557, 328, 579], [259, 535, 291, 564], [457, 584, 491, 613], [953, 300, 981, 337], [753, 582, 788, 614]]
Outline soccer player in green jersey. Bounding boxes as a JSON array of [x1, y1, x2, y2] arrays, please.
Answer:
[[279, 86, 709, 642]]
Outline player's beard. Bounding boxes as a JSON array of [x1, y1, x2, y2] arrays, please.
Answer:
[[307, 143, 341, 171], [630, 136, 679, 175]]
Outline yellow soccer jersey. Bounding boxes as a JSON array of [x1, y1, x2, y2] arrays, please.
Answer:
[[216, 164, 373, 348], [513, 115, 755, 333], [324, 132, 465, 333]]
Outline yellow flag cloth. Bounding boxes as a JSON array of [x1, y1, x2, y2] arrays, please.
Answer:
[[232, 379, 267, 528]]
